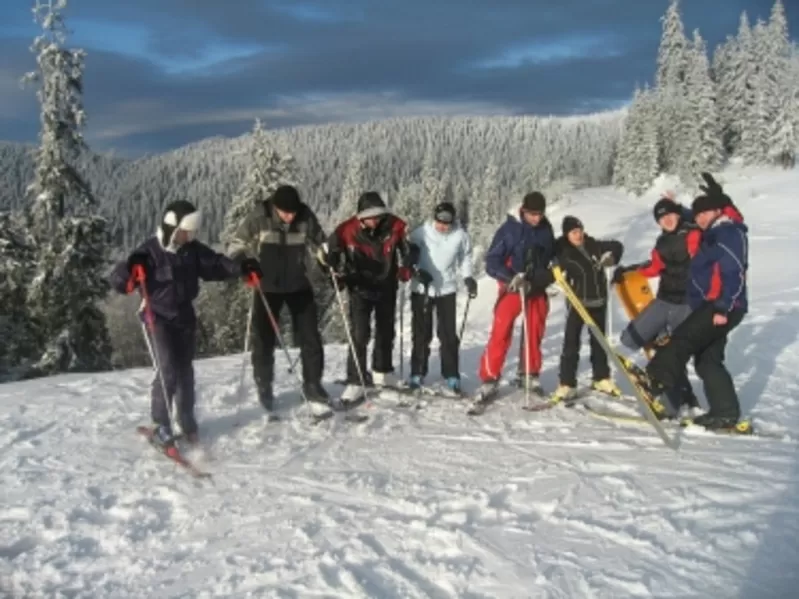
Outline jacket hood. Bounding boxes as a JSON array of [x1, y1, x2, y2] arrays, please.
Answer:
[[506, 206, 553, 229], [555, 233, 597, 252], [424, 219, 463, 234], [710, 214, 748, 233]]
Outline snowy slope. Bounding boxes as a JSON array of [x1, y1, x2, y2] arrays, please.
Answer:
[[2, 166, 799, 598]]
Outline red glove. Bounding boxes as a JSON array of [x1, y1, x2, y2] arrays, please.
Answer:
[[398, 267, 412, 282]]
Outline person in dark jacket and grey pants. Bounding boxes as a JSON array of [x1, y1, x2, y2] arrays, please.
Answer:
[[110, 200, 261, 448], [227, 185, 329, 411], [550, 216, 624, 403]]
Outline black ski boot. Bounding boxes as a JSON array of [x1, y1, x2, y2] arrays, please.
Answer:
[[691, 412, 742, 431], [257, 386, 275, 412], [303, 381, 330, 404]]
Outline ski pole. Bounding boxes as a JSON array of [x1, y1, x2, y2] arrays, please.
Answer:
[[129, 265, 181, 437], [519, 283, 531, 407], [329, 267, 369, 399], [251, 275, 311, 413], [458, 296, 471, 342], [237, 289, 255, 399], [398, 281, 405, 381], [250, 276, 295, 374], [606, 267, 614, 348]]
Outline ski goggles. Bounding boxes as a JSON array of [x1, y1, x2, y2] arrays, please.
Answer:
[[434, 210, 454, 224]]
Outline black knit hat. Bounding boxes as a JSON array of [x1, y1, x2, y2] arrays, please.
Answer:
[[356, 191, 388, 220], [434, 201, 456, 223], [562, 215, 583, 236], [159, 200, 200, 248], [272, 185, 302, 213], [653, 197, 681, 222], [691, 194, 726, 214], [522, 191, 546, 213]]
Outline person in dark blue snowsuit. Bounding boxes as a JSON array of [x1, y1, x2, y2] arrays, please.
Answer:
[[110, 200, 261, 446]]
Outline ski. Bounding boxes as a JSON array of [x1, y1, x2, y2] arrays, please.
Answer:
[[135, 426, 211, 479], [311, 396, 370, 425], [678, 417, 786, 439], [552, 265, 679, 450], [466, 386, 511, 416], [391, 385, 463, 408]]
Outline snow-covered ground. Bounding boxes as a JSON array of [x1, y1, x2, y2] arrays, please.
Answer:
[[2, 166, 799, 598]]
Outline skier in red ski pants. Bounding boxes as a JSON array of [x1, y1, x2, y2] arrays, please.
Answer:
[[477, 192, 556, 397]]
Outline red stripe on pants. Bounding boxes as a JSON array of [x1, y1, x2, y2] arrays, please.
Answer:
[[479, 290, 549, 382]]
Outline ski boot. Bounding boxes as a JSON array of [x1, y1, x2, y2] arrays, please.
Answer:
[[591, 378, 622, 398], [549, 384, 577, 406], [372, 371, 399, 389], [444, 376, 462, 397], [149, 424, 180, 456], [303, 381, 330, 404], [257, 386, 274, 412], [683, 412, 752, 435], [515, 374, 544, 395], [407, 375, 423, 391]]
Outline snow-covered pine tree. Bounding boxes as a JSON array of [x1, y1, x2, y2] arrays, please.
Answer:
[[334, 150, 366, 225], [0, 212, 38, 379], [656, 0, 689, 89], [738, 20, 774, 164], [683, 30, 723, 182], [481, 160, 502, 222], [613, 87, 659, 194], [420, 148, 447, 218], [198, 119, 299, 356], [20, 0, 112, 377], [467, 170, 496, 276], [767, 92, 797, 167], [762, 0, 795, 167], [655, 0, 691, 173]]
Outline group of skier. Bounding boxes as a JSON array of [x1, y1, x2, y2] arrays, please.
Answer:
[[110, 170, 749, 450]]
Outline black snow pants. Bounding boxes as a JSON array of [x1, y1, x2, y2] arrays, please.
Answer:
[[646, 302, 744, 419], [559, 303, 610, 387], [620, 298, 698, 409], [251, 289, 324, 394], [345, 286, 397, 384], [410, 292, 459, 379], [149, 319, 197, 434]]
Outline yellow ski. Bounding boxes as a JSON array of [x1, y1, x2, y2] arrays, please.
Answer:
[[552, 265, 679, 450]]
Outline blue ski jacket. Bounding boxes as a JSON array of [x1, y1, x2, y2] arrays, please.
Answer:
[[688, 216, 749, 314], [110, 237, 240, 326], [484, 209, 555, 283]]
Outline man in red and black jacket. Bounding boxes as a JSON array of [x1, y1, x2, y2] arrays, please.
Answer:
[[613, 195, 702, 417], [319, 192, 418, 401]]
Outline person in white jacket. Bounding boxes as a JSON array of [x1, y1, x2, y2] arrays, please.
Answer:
[[406, 202, 477, 394]]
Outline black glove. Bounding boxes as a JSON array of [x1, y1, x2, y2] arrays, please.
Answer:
[[415, 268, 433, 287], [611, 266, 627, 285], [240, 258, 263, 279], [464, 276, 477, 298], [699, 172, 732, 207], [127, 252, 150, 277], [530, 269, 554, 291]]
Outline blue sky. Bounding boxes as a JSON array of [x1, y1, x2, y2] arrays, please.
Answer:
[[0, 0, 794, 156]]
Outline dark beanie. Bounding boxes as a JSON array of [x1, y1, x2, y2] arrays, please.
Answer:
[[562, 215, 583, 236], [433, 201, 456, 223], [272, 185, 302, 213], [653, 197, 681, 222], [691, 194, 726, 214], [522, 191, 546, 213], [356, 191, 388, 220]]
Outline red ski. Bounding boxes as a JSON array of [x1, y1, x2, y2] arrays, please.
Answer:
[[135, 426, 211, 479]]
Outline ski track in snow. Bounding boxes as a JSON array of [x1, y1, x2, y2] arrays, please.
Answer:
[[2, 167, 799, 598]]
